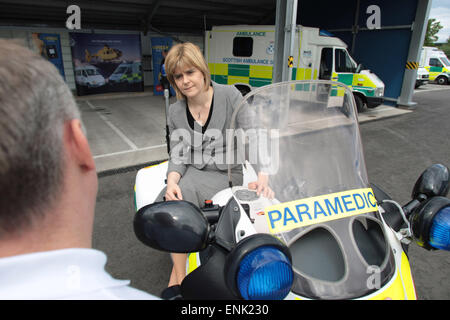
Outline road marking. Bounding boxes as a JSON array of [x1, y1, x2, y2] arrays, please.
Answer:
[[414, 87, 450, 93], [93, 144, 167, 159], [86, 100, 138, 150]]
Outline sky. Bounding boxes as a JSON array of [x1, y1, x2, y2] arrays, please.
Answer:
[[429, 0, 450, 43]]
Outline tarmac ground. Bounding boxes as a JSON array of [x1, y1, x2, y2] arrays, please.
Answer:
[[86, 83, 450, 299]]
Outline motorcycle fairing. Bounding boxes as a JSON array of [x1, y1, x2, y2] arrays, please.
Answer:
[[225, 81, 408, 299]]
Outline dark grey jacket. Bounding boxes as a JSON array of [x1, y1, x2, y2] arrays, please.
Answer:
[[167, 81, 244, 177]]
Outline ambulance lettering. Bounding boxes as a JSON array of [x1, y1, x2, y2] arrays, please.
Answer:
[[265, 188, 378, 234]]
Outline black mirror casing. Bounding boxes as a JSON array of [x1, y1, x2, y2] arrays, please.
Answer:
[[355, 63, 363, 74], [134, 200, 210, 253], [412, 164, 450, 200]]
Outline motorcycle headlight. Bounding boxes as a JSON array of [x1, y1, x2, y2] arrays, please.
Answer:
[[410, 196, 450, 251], [224, 234, 294, 300]]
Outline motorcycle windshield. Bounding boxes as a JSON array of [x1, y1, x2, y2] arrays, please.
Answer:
[[227, 80, 395, 299]]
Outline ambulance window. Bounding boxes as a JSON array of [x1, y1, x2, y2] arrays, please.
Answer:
[[233, 37, 253, 57], [86, 69, 97, 76], [430, 58, 443, 67], [441, 57, 450, 66], [335, 49, 356, 73], [319, 48, 332, 80]]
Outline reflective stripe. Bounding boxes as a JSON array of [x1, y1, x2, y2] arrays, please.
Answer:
[[249, 65, 272, 78], [209, 63, 228, 75], [424, 66, 449, 81], [187, 252, 199, 274], [228, 64, 250, 77], [293, 68, 317, 80], [228, 75, 249, 85], [351, 73, 374, 88], [209, 63, 273, 87]]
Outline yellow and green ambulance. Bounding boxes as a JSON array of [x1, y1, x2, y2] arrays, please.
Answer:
[[420, 46, 450, 85], [108, 61, 142, 84], [205, 25, 384, 112]]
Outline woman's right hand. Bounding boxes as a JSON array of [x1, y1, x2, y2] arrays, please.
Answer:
[[165, 182, 183, 201], [165, 171, 182, 200]]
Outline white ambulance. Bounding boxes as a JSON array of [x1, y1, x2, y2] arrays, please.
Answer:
[[74, 64, 106, 88], [415, 67, 429, 88], [420, 46, 450, 85], [205, 25, 385, 112]]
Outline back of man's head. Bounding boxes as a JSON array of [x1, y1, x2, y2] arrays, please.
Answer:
[[0, 39, 81, 238]]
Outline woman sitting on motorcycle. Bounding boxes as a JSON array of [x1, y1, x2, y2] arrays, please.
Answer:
[[155, 42, 273, 298]]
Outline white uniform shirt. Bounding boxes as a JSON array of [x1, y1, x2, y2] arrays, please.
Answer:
[[0, 248, 159, 300]]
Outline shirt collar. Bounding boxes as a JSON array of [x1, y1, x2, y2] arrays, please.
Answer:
[[0, 248, 129, 299]]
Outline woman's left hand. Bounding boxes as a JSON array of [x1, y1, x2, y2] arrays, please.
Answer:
[[248, 172, 274, 199]]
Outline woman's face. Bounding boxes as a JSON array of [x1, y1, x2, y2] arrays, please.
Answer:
[[173, 64, 206, 99]]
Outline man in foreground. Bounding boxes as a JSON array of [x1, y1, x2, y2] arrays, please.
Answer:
[[0, 39, 158, 299]]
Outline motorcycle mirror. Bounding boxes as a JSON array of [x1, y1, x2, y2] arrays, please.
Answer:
[[134, 200, 210, 253], [412, 164, 450, 200], [355, 63, 364, 74]]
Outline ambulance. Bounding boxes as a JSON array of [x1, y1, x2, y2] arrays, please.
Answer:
[[74, 64, 106, 88], [420, 46, 450, 85], [108, 61, 143, 84], [205, 25, 385, 112], [415, 67, 429, 88]]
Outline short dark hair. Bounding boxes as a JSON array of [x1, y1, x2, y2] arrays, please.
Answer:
[[0, 39, 81, 237]]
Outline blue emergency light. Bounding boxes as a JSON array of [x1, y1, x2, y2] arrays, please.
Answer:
[[429, 206, 450, 251]]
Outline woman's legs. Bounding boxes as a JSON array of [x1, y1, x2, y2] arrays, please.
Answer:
[[168, 253, 188, 286], [159, 166, 243, 288]]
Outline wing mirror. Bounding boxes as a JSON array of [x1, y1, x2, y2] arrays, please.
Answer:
[[134, 200, 211, 253], [403, 164, 449, 217], [412, 164, 449, 200], [355, 63, 364, 74]]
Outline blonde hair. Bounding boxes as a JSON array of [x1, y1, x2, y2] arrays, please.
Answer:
[[165, 42, 211, 100]]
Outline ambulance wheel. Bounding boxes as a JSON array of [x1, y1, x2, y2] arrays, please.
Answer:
[[354, 94, 366, 113], [436, 76, 448, 85]]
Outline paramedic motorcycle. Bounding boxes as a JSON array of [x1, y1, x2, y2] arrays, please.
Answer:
[[134, 80, 450, 300]]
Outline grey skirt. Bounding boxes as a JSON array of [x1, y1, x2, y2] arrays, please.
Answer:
[[156, 164, 243, 208]]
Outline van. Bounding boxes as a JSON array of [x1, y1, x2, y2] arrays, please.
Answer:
[[420, 46, 450, 85], [108, 61, 142, 84], [75, 65, 106, 88], [415, 67, 429, 88], [205, 25, 384, 112]]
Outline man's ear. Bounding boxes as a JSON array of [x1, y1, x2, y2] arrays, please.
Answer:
[[64, 119, 96, 171]]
